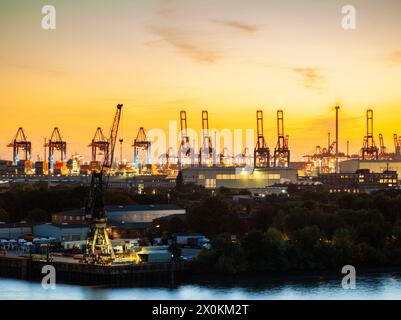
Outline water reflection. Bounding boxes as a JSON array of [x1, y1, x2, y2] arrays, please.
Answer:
[[1, 273, 401, 300]]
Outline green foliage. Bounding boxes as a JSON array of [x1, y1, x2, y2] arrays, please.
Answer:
[[197, 234, 247, 274], [0, 208, 9, 222], [168, 242, 182, 262], [196, 189, 401, 274], [27, 208, 48, 222], [175, 170, 184, 191], [186, 196, 244, 238]]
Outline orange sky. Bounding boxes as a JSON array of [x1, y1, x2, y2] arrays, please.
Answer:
[[1, 0, 401, 161]]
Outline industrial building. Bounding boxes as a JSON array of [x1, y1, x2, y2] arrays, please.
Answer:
[[0, 222, 34, 239], [181, 166, 297, 189], [52, 204, 185, 225], [318, 169, 398, 193], [340, 159, 401, 180], [33, 223, 88, 242]]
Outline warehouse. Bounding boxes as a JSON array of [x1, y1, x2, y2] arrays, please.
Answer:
[[340, 160, 401, 181], [0, 222, 33, 239], [33, 223, 89, 242], [52, 204, 186, 225], [181, 167, 297, 189]]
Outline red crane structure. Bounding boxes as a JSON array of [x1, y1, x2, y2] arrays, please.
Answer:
[[394, 134, 401, 156], [84, 104, 122, 265], [378, 133, 386, 157], [178, 110, 192, 168], [89, 127, 109, 162], [273, 110, 290, 167], [199, 110, 214, 166], [361, 109, 379, 160], [254, 110, 270, 168], [7, 128, 31, 164], [46, 127, 67, 171]]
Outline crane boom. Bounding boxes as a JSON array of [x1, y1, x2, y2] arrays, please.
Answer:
[[84, 104, 123, 265], [103, 104, 123, 170]]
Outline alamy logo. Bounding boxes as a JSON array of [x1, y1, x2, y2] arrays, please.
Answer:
[[41, 265, 56, 290], [341, 5, 356, 30], [341, 265, 356, 289], [41, 5, 56, 30]]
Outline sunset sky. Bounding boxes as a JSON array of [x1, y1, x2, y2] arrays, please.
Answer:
[[1, 0, 401, 161]]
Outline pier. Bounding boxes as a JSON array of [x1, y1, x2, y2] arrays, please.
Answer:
[[0, 256, 190, 286]]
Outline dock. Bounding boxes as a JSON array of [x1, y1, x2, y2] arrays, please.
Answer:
[[0, 255, 190, 286]]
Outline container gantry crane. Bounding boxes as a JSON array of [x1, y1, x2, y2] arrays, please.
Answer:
[[361, 109, 379, 160], [199, 110, 214, 166], [7, 128, 31, 165], [46, 127, 67, 171], [84, 104, 122, 265], [133, 127, 151, 172], [254, 110, 270, 168], [273, 110, 290, 167], [394, 134, 401, 156], [89, 127, 109, 162], [178, 110, 192, 168], [378, 133, 387, 158]]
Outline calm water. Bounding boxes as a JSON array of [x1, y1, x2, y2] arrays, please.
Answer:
[[1, 273, 401, 300]]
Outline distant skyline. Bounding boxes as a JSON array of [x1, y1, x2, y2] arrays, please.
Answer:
[[1, 0, 401, 161]]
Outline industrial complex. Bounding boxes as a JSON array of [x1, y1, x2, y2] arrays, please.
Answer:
[[1, 106, 400, 194]]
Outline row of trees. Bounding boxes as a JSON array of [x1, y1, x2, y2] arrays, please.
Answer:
[[0, 182, 171, 223], [185, 190, 401, 274]]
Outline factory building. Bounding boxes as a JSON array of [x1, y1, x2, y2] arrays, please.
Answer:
[[340, 160, 401, 181], [33, 223, 89, 242], [52, 204, 185, 225], [181, 167, 297, 189], [318, 169, 398, 193], [0, 222, 34, 239]]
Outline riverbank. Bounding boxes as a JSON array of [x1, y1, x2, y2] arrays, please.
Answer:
[[0, 256, 190, 286]]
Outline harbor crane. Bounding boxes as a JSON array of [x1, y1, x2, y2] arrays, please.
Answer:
[[133, 127, 151, 172], [84, 104, 122, 265], [361, 109, 379, 160], [378, 133, 386, 157], [394, 134, 401, 156], [46, 127, 67, 171], [254, 110, 270, 168], [7, 128, 31, 164], [273, 110, 290, 167], [199, 110, 214, 166], [178, 111, 192, 168], [89, 127, 109, 162]]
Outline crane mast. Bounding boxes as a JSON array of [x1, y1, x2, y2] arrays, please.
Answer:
[[254, 110, 270, 168], [84, 104, 123, 265]]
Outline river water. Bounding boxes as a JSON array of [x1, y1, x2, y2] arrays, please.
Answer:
[[1, 273, 401, 300]]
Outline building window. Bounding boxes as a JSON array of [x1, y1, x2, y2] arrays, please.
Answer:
[[61, 235, 69, 241], [205, 179, 216, 188], [71, 234, 81, 241]]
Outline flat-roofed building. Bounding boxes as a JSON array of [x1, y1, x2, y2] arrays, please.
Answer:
[[181, 167, 297, 189], [318, 169, 398, 193], [0, 222, 33, 239], [340, 160, 401, 181], [33, 223, 89, 242], [52, 204, 186, 225]]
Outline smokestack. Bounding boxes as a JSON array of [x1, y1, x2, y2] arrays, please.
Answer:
[[335, 106, 340, 173]]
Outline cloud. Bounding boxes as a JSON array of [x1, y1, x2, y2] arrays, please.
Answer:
[[292, 67, 327, 92], [211, 20, 262, 33], [148, 27, 223, 64]]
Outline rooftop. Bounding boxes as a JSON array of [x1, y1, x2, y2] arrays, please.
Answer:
[[53, 204, 184, 217]]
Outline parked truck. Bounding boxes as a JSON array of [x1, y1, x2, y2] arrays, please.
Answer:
[[172, 233, 211, 249]]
